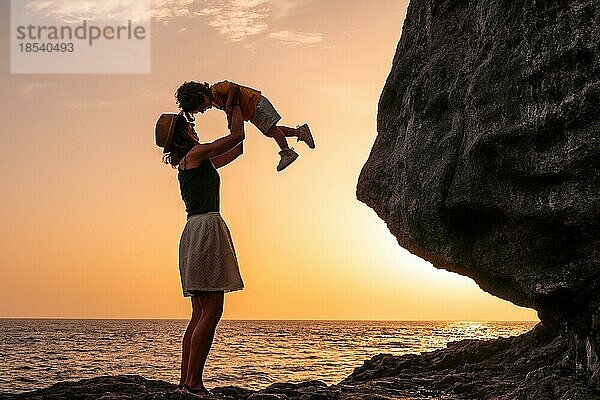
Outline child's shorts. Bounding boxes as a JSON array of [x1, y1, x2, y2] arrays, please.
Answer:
[[250, 95, 282, 136]]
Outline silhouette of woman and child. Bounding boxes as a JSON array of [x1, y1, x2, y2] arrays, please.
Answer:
[[155, 80, 315, 397]]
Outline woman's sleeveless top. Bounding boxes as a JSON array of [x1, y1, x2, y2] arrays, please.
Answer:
[[178, 157, 220, 219]]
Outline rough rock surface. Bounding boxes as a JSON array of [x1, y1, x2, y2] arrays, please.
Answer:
[[4, 325, 599, 400], [357, 0, 599, 380]]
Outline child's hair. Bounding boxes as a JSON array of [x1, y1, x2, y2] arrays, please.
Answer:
[[162, 114, 199, 169], [175, 81, 211, 115]]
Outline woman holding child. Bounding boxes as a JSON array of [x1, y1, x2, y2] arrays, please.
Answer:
[[154, 84, 246, 397], [155, 80, 315, 397]]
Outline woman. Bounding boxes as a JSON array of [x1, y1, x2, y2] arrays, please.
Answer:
[[155, 98, 246, 397]]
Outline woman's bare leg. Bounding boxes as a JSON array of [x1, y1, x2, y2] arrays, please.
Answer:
[[179, 298, 202, 386], [185, 291, 224, 390]]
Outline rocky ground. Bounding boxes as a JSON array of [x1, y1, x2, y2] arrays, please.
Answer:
[[4, 324, 599, 400]]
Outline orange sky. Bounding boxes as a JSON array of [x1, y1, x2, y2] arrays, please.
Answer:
[[0, 0, 538, 321]]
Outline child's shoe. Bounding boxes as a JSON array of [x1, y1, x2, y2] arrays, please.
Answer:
[[296, 124, 315, 149], [277, 148, 299, 171]]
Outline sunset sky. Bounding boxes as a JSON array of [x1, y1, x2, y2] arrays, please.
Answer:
[[0, 0, 538, 321]]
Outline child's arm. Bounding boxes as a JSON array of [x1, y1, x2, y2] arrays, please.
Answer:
[[210, 105, 244, 168]]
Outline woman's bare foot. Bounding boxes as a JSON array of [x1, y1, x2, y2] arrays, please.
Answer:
[[183, 384, 215, 397]]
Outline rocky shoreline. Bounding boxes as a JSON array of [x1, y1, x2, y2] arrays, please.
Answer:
[[4, 324, 599, 399]]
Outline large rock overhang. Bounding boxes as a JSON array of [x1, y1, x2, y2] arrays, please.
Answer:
[[356, 0, 600, 328]]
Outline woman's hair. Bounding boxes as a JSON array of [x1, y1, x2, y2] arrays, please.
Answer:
[[175, 81, 210, 114], [162, 114, 199, 168]]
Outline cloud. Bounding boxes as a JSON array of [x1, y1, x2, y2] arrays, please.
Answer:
[[194, 0, 270, 42], [20, 0, 199, 24], [20, 83, 57, 96], [192, 1, 321, 44], [65, 100, 117, 108], [22, 0, 155, 24], [20, 0, 315, 42], [152, 0, 194, 23], [269, 0, 301, 19], [232, 0, 269, 6], [268, 30, 323, 47]]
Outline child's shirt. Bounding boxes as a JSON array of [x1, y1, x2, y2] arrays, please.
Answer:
[[210, 81, 261, 121]]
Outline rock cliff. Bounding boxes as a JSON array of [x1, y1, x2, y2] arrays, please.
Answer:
[[357, 0, 599, 384]]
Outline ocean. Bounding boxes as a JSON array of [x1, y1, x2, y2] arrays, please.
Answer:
[[0, 319, 536, 395]]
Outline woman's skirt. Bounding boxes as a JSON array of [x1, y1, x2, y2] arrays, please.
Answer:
[[178, 212, 244, 297]]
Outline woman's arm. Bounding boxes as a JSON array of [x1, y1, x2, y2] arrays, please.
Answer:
[[210, 142, 243, 169], [211, 104, 244, 167], [225, 83, 241, 116], [187, 105, 245, 163]]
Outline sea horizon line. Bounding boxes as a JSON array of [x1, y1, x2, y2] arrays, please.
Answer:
[[0, 317, 540, 322]]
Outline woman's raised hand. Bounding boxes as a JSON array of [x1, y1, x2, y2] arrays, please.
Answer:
[[186, 105, 245, 163]]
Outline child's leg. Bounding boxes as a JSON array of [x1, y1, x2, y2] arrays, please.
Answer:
[[267, 125, 290, 150], [277, 126, 299, 138], [266, 124, 299, 172]]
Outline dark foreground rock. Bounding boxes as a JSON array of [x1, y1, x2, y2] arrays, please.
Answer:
[[4, 325, 600, 400], [344, 324, 599, 400], [357, 0, 599, 383]]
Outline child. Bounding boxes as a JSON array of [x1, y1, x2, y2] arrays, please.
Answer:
[[175, 80, 315, 171]]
